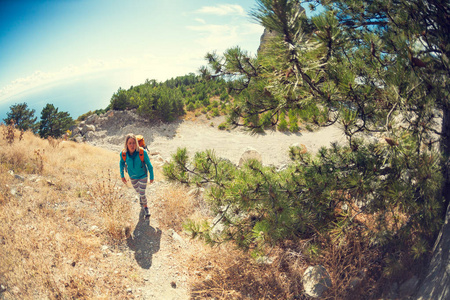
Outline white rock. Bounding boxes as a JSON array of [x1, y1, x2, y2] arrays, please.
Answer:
[[85, 114, 99, 125], [168, 228, 184, 244], [302, 265, 332, 298], [238, 147, 262, 167]]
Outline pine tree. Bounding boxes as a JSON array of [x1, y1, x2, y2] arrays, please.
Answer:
[[38, 104, 74, 138], [164, 0, 450, 287], [3, 103, 37, 132]]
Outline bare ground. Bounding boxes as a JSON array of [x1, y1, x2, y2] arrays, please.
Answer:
[[86, 112, 350, 299], [88, 113, 348, 167]]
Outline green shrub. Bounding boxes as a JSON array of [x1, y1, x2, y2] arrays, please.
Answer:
[[261, 112, 273, 128], [186, 102, 196, 111], [218, 122, 228, 130], [211, 108, 220, 117], [278, 112, 288, 131]]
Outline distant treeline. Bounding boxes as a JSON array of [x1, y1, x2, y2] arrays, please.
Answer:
[[2, 73, 232, 138], [106, 73, 230, 122]]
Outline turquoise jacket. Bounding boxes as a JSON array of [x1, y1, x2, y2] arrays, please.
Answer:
[[120, 149, 154, 180]]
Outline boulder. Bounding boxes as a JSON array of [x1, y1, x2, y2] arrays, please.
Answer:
[[399, 276, 419, 297], [73, 135, 84, 143], [238, 147, 262, 167], [85, 131, 96, 141], [302, 265, 332, 298], [85, 114, 99, 125], [167, 229, 184, 244], [80, 124, 96, 135]]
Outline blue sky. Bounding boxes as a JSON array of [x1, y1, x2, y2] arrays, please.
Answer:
[[0, 0, 314, 121]]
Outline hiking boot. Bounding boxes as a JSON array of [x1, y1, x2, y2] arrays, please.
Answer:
[[144, 207, 151, 218]]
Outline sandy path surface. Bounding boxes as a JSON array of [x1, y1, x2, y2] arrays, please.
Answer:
[[85, 113, 349, 299], [90, 115, 347, 167], [153, 121, 346, 166]]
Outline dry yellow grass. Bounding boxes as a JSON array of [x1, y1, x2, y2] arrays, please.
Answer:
[[0, 124, 378, 299], [153, 183, 210, 232], [0, 125, 164, 299], [153, 182, 309, 299], [181, 241, 306, 300]]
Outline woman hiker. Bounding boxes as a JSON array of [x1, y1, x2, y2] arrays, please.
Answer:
[[120, 133, 154, 218]]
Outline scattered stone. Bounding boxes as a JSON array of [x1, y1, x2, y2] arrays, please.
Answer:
[[168, 229, 184, 244], [171, 281, 177, 288], [349, 268, 367, 290], [187, 187, 204, 196], [256, 256, 274, 265], [28, 174, 40, 182], [85, 131, 96, 140], [14, 174, 25, 181], [85, 114, 99, 125], [238, 147, 262, 167], [72, 134, 83, 143], [11, 286, 20, 294], [276, 164, 288, 172], [302, 265, 332, 298], [82, 124, 96, 135], [71, 126, 81, 135], [152, 154, 166, 164], [349, 276, 363, 290], [399, 276, 419, 297]]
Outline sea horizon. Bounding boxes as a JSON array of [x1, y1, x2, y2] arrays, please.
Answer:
[[0, 72, 154, 124]]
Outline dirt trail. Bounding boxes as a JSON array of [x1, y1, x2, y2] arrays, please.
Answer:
[[90, 115, 348, 167], [88, 114, 351, 299], [120, 183, 189, 299]]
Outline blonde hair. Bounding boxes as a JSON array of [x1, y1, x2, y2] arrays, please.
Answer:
[[124, 133, 138, 152]]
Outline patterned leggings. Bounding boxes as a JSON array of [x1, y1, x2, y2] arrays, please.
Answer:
[[130, 178, 148, 207]]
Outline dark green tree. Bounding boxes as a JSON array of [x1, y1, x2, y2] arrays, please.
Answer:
[[165, 0, 449, 292], [3, 102, 37, 132], [38, 104, 74, 138], [110, 88, 130, 110]]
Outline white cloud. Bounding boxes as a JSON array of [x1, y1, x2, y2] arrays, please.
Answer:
[[187, 21, 263, 55], [196, 4, 245, 16], [188, 3, 263, 55], [241, 23, 264, 36], [187, 23, 235, 48], [195, 18, 206, 24], [0, 51, 207, 104], [0, 58, 131, 102], [187, 24, 232, 33]]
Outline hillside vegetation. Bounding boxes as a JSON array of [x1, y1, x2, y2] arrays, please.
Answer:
[[107, 74, 229, 123], [2, 0, 448, 298], [0, 124, 315, 299]]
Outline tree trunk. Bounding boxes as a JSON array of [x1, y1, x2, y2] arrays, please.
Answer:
[[414, 106, 450, 299], [441, 105, 450, 216]]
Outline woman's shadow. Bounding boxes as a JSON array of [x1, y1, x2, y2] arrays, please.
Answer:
[[126, 213, 162, 269]]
